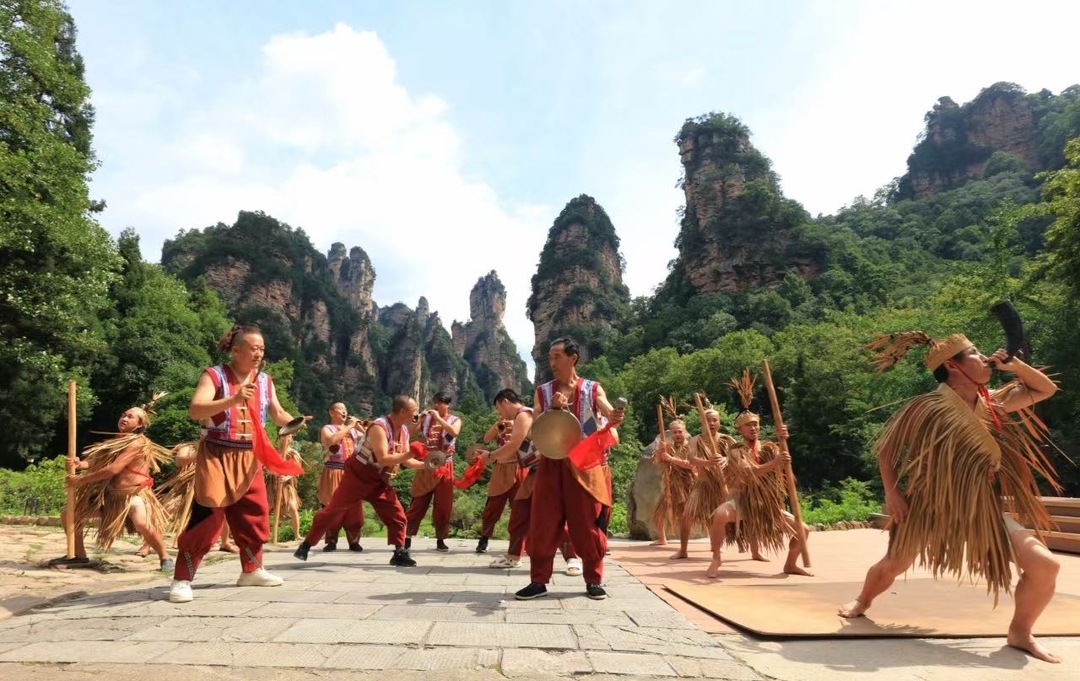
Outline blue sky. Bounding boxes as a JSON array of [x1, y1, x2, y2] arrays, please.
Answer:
[[67, 0, 1080, 371]]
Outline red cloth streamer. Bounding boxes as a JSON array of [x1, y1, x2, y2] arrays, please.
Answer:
[[568, 426, 617, 471], [454, 457, 487, 490], [410, 441, 428, 460], [433, 462, 454, 481], [978, 384, 1003, 431], [249, 406, 304, 476]]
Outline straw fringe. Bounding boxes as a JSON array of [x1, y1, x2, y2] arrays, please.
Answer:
[[882, 383, 1060, 604], [684, 433, 734, 531], [268, 448, 304, 513], [652, 440, 694, 530], [868, 331, 934, 372], [724, 441, 789, 554], [158, 441, 198, 535]]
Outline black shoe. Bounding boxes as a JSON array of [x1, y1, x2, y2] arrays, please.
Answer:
[[47, 556, 90, 566], [404, 537, 412, 550], [294, 542, 311, 561], [436, 539, 450, 552], [515, 582, 548, 600], [322, 542, 337, 552], [348, 543, 363, 552], [586, 583, 608, 600], [390, 550, 416, 567], [475, 536, 489, 554]]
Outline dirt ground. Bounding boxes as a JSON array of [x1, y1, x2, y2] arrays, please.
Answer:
[[0, 520, 238, 618]]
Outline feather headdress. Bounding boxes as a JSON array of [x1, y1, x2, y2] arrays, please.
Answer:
[[730, 369, 759, 428]]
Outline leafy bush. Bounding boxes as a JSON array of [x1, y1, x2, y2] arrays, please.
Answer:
[[800, 478, 882, 525], [0, 455, 67, 515]]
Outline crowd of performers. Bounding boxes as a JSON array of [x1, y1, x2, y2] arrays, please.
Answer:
[[56, 323, 1065, 663]]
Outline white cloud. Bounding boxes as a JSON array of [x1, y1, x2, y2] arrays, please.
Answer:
[[92, 23, 548, 373]]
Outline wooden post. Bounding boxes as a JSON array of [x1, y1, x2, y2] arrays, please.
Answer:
[[693, 393, 721, 459], [272, 482, 282, 544], [652, 404, 667, 464], [65, 380, 77, 559], [761, 359, 811, 568]]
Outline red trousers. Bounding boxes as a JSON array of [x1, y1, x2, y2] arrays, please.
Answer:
[[527, 458, 606, 584], [507, 471, 578, 561], [405, 476, 453, 540], [175, 463, 269, 581], [323, 502, 364, 546], [305, 457, 407, 547], [480, 481, 519, 538]]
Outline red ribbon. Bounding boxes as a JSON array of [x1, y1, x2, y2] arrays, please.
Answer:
[[453, 457, 486, 490], [410, 441, 428, 460], [250, 407, 304, 476], [568, 425, 617, 471]]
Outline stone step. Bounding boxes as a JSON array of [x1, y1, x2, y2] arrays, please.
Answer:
[[1041, 496, 1080, 518], [1045, 530, 1080, 555], [1050, 515, 1080, 534]]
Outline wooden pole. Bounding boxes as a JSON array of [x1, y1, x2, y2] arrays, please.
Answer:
[[692, 393, 721, 459], [272, 481, 282, 544], [65, 380, 77, 559], [652, 404, 667, 464], [760, 359, 811, 567]]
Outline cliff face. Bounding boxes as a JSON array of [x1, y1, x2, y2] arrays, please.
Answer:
[[161, 211, 482, 417], [898, 83, 1080, 199], [451, 271, 531, 402], [665, 113, 821, 300], [527, 195, 630, 385]]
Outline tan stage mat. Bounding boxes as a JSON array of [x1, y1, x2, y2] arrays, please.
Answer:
[[664, 579, 1080, 638]]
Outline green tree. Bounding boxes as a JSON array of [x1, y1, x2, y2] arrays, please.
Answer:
[[0, 0, 120, 467]]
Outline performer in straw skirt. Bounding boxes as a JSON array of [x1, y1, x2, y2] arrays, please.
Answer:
[[706, 371, 811, 578], [680, 407, 735, 559], [651, 418, 696, 556], [62, 400, 173, 571], [268, 431, 304, 542], [838, 331, 1062, 663]]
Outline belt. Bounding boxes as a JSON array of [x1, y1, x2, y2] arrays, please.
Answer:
[[324, 460, 345, 470]]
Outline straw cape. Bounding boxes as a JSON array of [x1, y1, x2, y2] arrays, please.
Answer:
[[869, 329, 1061, 602], [652, 437, 695, 531], [684, 430, 735, 531], [878, 380, 1060, 601], [73, 432, 171, 549], [725, 439, 789, 554], [158, 441, 198, 537]]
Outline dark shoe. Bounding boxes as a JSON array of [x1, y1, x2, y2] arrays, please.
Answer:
[[293, 542, 311, 561], [475, 536, 489, 554], [348, 543, 363, 552], [322, 542, 337, 552], [159, 558, 175, 572], [515, 582, 548, 600], [586, 583, 608, 600], [436, 539, 450, 552], [404, 537, 412, 550], [48, 555, 90, 566], [390, 550, 416, 567]]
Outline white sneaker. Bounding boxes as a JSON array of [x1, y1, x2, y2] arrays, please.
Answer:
[[236, 567, 284, 587], [489, 554, 521, 569], [168, 580, 193, 603], [565, 557, 583, 576]]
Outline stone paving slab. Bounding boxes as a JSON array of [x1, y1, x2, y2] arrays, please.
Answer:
[[273, 617, 431, 644], [428, 621, 579, 649], [122, 615, 298, 642]]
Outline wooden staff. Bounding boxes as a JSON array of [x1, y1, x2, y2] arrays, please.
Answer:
[[652, 404, 667, 464], [272, 480, 283, 544], [761, 359, 810, 567], [65, 380, 77, 558], [692, 393, 721, 460]]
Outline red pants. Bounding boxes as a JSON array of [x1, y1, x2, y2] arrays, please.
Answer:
[[480, 482, 519, 538], [405, 476, 453, 540], [175, 464, 269, 581], [527, 458, 606, 584], [323, 502, 364, 546], [507, 472, 578, 561], [305, 457, 407, 547]]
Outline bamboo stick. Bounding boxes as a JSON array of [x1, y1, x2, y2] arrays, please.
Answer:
[[652, 404, 667, 464], [760, 359, 811, 567], [693, 393, 721, 459], [65, 380, 77, 558]]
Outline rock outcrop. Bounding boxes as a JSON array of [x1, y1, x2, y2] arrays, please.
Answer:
[[451, 272, 531, 403], [662, 113, 822, 300], [527, 195, 630, 384], [161, 211, 483, 418]]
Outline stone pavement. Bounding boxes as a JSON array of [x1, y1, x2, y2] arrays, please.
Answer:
[[1, 536, 1077, 680]]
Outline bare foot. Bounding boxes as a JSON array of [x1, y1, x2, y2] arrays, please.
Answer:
[[751, 553, 768, 562], [219, 544, 239, 554], [784, 564, 814, 577], [649, 539, 668, 546], [670, 550, 688, 560], [705, 554, 722, 578], [135, 546, 151, 558], [1007, 631, 1061, 663], [838, 598, 867, 618]]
